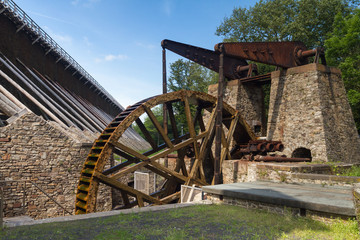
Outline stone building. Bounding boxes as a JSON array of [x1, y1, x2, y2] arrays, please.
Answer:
[[0, 112, 105, 219], [267, 64, 360, 163], [0, 0, 149, 219], [208, 63, 360, 163]]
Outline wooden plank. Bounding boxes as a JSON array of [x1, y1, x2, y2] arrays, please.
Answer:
[[148, 132, 207, 162], [183, 97, 199, 158], [93, 171, 164, 205], [166, 103, 179, 139], [120, 190, 130, 207], [149, 161, 187, 182], [197, 106, 217, 172], [144, 165, 172, 180], [135, 118, 157, 150], [197, 109, 207, 132], [160, 191, 180, 203], [143, 105, 174, 148], [137, 195, 144, 207], [220, 112, 240, 170], [109, 140, 149, 161], [110, 161, 149, 180], [193, 106, 203, 131]]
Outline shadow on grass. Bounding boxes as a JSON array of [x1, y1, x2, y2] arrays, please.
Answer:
[[0, 204, 357, 240]]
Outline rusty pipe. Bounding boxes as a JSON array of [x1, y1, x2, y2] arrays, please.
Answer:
[[265, 143, 274, 151], [256, 143, 266, 152], [236, 63, 257, 73], [296, 49, 317, 59], [253, 155, 311, 162], [274, 143, 284, 152]]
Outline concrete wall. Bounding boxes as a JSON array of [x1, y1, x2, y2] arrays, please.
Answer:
[[0, 112, 112, 219]]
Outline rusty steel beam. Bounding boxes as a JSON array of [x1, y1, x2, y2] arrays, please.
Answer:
[[161, 39, 250, 80], [215, 42, 311, 68]]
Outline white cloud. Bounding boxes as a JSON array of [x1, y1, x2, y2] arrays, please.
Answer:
[[95, 54, 128, 63], [136, 42, 156, 50], [163, 0, 173, 16]]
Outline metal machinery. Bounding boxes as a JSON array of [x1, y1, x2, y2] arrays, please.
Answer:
[[75, 40, 325, 214]]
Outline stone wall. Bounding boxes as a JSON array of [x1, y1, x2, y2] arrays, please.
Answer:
[[222, 160, 359, 187], [267, 64, 360, 163], [0, 112, 112, 219], [208, 79, 265, 136]]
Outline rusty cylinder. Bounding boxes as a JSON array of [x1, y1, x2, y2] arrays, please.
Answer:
[[256, 143, 266, 152], [274, 143, 284, 152], [265, 143, 274, 151]]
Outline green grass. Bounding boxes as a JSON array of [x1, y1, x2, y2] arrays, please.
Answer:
[[0, 204, 358, 239], [331, 165, 360, 177], [341, 166, 360, 177]]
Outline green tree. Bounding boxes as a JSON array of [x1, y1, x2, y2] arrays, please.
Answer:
[[325, 10, 360, 133], [216, 0, 358, 48], [168, 59, 217, 92], [167, 59, 218, 133]]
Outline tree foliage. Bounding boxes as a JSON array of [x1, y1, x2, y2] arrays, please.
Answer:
[[168, 59, 218, 92], [325, 10, 360, 132], [167, 59, 218, 133], [216, 0, 358, 48]]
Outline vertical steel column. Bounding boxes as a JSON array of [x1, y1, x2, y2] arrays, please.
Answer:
[[214, 44, 224, 185], [162, 47, 168, 167]]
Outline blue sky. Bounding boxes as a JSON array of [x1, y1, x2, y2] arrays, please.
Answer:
[[14, 0, 257, 108]]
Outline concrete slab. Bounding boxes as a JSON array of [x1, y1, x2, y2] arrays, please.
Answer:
[[3, 216, 34, 227], [3, 203, 196, 228], [202, 181, 355, 216]]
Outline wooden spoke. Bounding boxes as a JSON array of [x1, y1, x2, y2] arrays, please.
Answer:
[[137, 196, 144, 207], [166, 103, 179, 140], [220, 112, 240, 168], [143, 105, 174, 148], [120, 190, 130, 207], [109, 140, 149, 161], [75, 90, 256, 215], [135, 118, 157, 150], [160, 191, 181, 203]]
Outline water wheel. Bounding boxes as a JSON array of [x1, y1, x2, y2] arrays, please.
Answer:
[[75, 90, 255, 214]]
